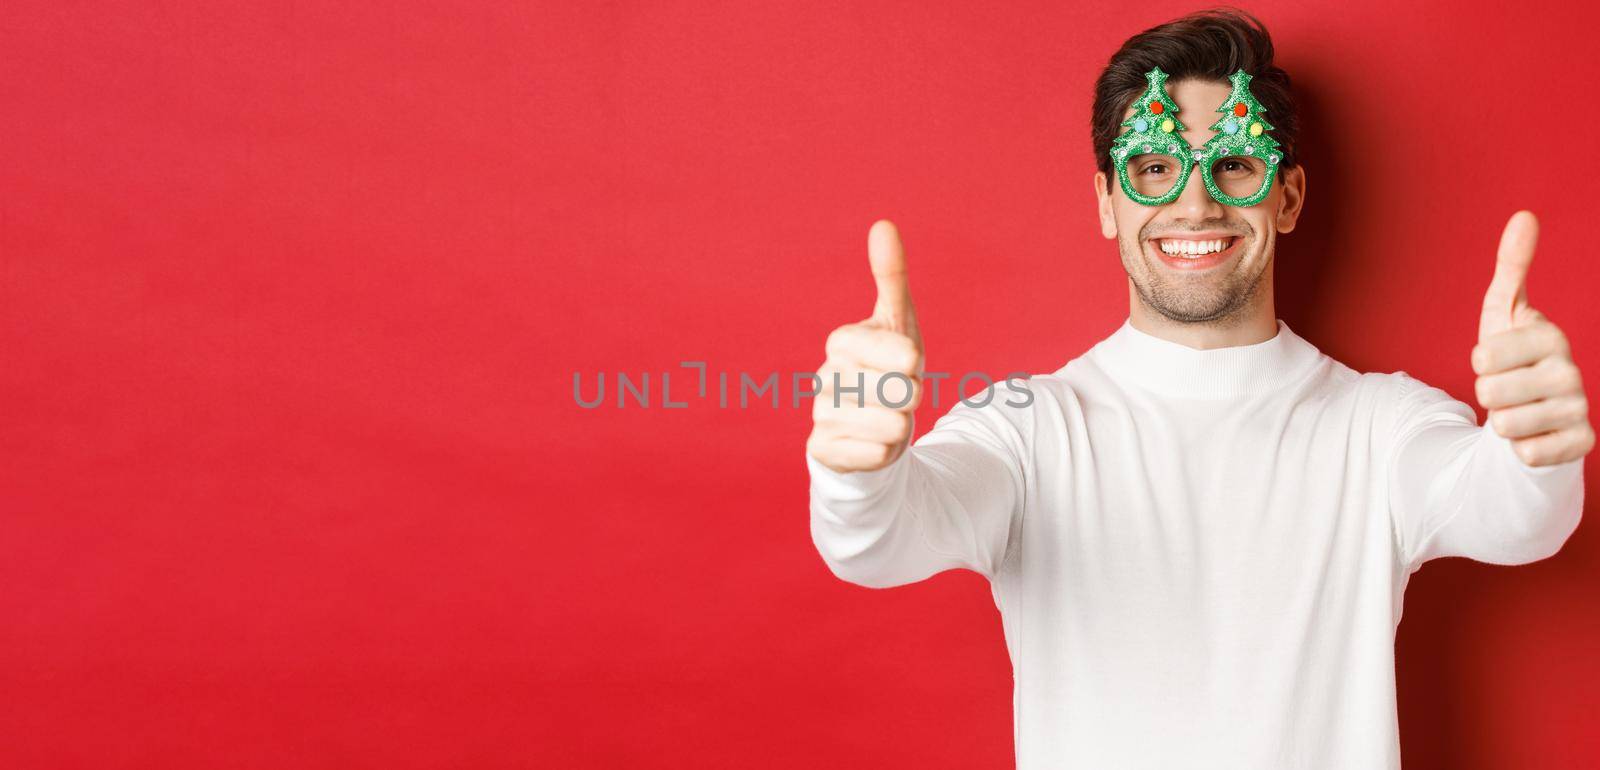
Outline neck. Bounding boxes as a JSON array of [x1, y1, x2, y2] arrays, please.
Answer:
[[1092, 306, 1322, 399], [1126, 271, 1278, 350]]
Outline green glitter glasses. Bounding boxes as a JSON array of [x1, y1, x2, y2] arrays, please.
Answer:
[[1110, 68, 1285, 207]]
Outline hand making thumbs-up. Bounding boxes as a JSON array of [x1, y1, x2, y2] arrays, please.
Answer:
[[807, 220, 924, 473], [1471, 211, 1595, 466]]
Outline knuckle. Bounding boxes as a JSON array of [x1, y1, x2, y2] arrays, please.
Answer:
[[884, 336, 918, 372], [1475, 378, 1496, 406], [1544, 323, 1570, 353], [859, 442, 890, 469], [824, 324, 858, 356], [876, 373, 914, 405], [880, 409, 912, 440], [1491, 410, 1514, 435], [901, 341, 923, 371], [894, 380, 923, 411], [1471, 344, 1491, 372], [893, 409, 912, 434], [1557, 363, 1584, 392]]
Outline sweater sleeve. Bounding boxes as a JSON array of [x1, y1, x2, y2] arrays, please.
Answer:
[[807, 386, 1030, 588], [1388, 371, 1585, 571]]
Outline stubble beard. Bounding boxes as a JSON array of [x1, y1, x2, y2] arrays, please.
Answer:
[[1118, 229, 1270, 326]]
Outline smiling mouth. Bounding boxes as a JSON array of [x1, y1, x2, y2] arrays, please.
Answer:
[[1154, 235, 1241, 257], [1146, 234, 1244, 270]]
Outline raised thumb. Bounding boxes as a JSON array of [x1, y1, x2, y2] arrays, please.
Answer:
[[867, 219, 916, 336]]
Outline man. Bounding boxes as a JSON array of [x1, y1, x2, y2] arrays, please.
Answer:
[[804, 9, 1591, 769]]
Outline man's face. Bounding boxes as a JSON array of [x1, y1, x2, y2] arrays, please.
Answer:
[[1094, 78, 1305, 325]]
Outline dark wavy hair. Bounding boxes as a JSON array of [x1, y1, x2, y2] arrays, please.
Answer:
[[1092, 8, 1299, 187]]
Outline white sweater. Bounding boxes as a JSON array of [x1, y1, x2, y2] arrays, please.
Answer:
[[807, 318, 1584, 769]]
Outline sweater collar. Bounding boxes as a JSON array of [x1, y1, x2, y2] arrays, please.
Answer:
[[1089, 317, 1324, 398]]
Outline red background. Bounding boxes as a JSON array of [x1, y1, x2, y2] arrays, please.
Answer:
[[4, 1, 1599, 767]]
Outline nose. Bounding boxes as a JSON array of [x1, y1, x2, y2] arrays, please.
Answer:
[[1171, 158, 1226, 221]]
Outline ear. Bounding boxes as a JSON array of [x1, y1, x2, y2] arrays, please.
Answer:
[[1093, 171, 1118, 239], [1274, 164, 1306, 234]]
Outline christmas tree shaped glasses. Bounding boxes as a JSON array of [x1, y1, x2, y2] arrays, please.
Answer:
[[1111, 68, 1284, 207]]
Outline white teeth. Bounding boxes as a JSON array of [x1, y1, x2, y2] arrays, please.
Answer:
[[1158, 238, 1230, 257]]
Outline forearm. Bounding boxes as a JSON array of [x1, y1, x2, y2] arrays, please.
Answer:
[[808, 451, 929, 588], [807, 414, 1023, 588], [1398, 421, 1584, 566]]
